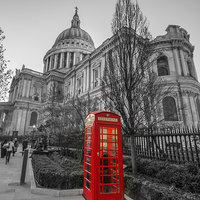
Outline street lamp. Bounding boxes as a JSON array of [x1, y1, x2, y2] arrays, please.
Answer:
[[32, 125, 36, 138], [31, 125, 37, 148]]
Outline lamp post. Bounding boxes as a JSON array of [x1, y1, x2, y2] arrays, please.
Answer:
[[31, 125, 37, 148]]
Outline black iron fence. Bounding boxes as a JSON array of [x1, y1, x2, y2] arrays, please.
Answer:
[[123, 127, 200, 165]]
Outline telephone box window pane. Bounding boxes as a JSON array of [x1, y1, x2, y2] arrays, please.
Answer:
[[116, 143, 118, 149], [100, 143, 102, 149], [103, 185, 117, 193], [112, 136, 115, 141], [100, 134, 102, 141], [111, 176, 117, 183], [116, 151, 118, 157], [100, 176, 102, 183], [86, 172, 90, 181], [86, 149, 91, 156], [112, 159, 116, 165], [87, 134, 91, 140], [102, 159, 108, 166], [112, 143, 115, 149], [102, 150, 115, 157], [103, 142, 108, 149], [87, 128, 91, 133], [112, 167, 116, 174], [86, 164, 90, 172], [85, 180, 90, 190], [112, 129, 115, 134], [103, 167, 116, 175], [87, 142, 91, 148], [86, 157, 91, 164], [116, 136, 118, 141], [102, 158, 116, 166], [100, 185, 102, 193], [103, 135, 107, 141], [103, 128, 107, 134], [118, 185, 120, 192]]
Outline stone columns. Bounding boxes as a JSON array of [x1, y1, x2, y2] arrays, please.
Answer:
[[66, 52, 69, 68], [73, 52, 76, 65], [49, 55, 53, 69], [60, 52, 64, 68], [179, 49, 187, 76], [54, 54, 58, 69], [172, 48, 181, 75]]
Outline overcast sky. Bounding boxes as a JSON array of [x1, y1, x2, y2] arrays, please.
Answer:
[[1, 0, 200, 79]]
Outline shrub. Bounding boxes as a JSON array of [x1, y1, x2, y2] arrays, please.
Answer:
[[136, 157, 200, 194], [124, 174, 142, 199], [31, 154, 83, 189]]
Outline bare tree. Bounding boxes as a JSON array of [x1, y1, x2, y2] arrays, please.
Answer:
[[64, 92, 99, 163], [0, 28, 12, 101], [101, 0, 171, 175]]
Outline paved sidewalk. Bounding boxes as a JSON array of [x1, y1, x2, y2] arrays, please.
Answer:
[[0, 145, 84, 200]]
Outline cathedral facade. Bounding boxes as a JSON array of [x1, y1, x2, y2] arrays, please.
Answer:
[[1, 10, 200, 136]]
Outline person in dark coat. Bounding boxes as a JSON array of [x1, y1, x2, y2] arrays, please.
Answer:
[[1, 139, 7, 158]]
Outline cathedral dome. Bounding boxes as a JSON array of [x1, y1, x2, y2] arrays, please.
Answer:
[[53, 8, 94, 47], [54, 27, 94, 47]]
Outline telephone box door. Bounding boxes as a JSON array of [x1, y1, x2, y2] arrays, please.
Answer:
[[97, 124, 124, 200]]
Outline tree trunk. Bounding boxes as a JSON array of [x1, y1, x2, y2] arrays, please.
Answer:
[[130, 134, 137, 175]]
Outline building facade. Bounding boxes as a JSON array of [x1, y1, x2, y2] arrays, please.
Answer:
[[0, 10, 200, 136]]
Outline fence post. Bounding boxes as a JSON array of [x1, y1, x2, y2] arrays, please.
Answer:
[[20, 149, 29, 185]]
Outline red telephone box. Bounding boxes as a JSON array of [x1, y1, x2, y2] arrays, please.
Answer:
[[83, 111, 124, 200]]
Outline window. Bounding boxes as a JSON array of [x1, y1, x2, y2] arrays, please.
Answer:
[[30, 111, 38, 126], [157, 56, 170, 76], [34, 96, 39, 101], [163, 97, 178, 121], [77, 76, 82, 94], [93, 68, 99, 88]]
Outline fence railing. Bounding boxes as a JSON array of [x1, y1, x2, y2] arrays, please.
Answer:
[[123, 127, 200, 165]]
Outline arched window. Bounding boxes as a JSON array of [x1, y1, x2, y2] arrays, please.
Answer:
[[196, 98, 200, 120], [30, 111, 38, 126], [163, 97, 178, 121], [157, 56, 170, 76]]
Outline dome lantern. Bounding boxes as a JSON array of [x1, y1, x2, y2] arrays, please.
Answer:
[[71, 7, 80, 28]]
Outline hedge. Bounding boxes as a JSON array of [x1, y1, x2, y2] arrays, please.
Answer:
[[31, 154, 83, 189], [123, 156, 200, 194]]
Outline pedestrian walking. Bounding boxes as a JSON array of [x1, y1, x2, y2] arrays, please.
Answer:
[[1, 139, 7, 158], [5, 139, 14, 164], [13, 137, 19, 156]]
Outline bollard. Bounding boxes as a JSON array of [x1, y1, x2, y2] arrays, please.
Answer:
[[20, 149, 29, 185]]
